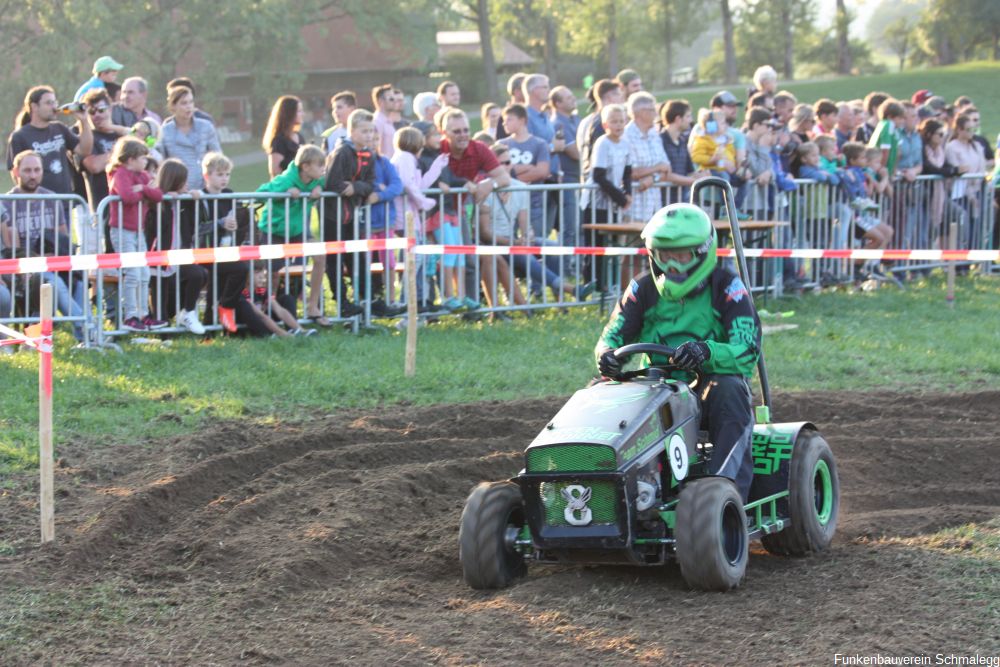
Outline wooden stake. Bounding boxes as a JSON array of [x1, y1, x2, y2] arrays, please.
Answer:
[[946, 222, 957, 308], [404, 212, 418, 377], [39, 283, 54, 543]]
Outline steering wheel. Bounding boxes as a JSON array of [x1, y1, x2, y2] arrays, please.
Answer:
[[611, 343, 702, 385]]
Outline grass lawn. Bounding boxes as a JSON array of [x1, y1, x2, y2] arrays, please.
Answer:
[[1, 272, 999, 475]]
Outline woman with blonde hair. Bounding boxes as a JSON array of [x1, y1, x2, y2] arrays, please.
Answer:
[[789, 103, 815, 144]]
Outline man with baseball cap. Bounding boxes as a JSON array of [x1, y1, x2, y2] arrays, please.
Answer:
[[695, 90, 747, 190], [74, 56, 124, 101]]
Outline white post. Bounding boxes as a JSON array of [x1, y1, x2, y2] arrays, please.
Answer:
[[404, 212, 418, 377], [39, 283, 54, 543], [946, 222, 957, 308]]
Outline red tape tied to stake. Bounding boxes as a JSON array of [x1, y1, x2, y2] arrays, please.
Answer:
[[0, 240, 997, 276], [0, 322, 52, 351]]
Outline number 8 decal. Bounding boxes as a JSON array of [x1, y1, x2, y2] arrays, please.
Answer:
[[668, 433, 689, 480]]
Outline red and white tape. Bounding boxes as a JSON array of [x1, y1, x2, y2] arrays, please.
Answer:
[[1, 240, 995, 276], [0, 238, 414, 276], [413, 245, 1000, 261], [0, 322, 52, 352]]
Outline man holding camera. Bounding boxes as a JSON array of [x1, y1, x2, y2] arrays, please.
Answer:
[[6, 85, 93, 220]]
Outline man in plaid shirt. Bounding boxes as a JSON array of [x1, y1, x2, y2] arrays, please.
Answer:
[[623, 92, 672, 222]]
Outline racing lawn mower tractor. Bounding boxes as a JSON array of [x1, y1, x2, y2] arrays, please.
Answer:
[[459, 177, 839, 592]]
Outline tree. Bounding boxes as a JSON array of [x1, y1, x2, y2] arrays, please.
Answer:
[[0, 0, 435, 134], [653, 0, 715, 84], [720, 0, 737, 84], [701, 0, 852, 81], [492, 0, 560, 80], [835, 0, 853, 74], [885, 17, 915, 71], [476, 0, 501, 101], [779, 0, 794, 78]]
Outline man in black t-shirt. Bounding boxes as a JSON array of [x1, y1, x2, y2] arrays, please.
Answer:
[[79, 88, 123, 209], [6, 85, 93, 200]]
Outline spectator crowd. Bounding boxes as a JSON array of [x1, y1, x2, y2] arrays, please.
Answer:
[[2, 56, 998, 347]]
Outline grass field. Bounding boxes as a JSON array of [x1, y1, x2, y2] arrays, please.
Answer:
[[2, 272, 999, 476]]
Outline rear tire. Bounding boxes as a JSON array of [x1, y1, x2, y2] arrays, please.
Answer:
[[675, 477, 748, 591], [762, 431, 839, 556], [459, 481, 527, 589]]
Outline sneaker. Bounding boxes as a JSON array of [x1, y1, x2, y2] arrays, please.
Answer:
[[289, 327, 318, 337], [142, 315, 169, 330], [574, 280, 597, 301], [371, 299, 405, 317], [461, 297, 480, 311], [122, 317, 148, 332], [339, 301, 364, 318], [851, 196, 880, 212], [177, 309, 206, 335], [442, 297, 465, 312], [218, 306, 237, 333]]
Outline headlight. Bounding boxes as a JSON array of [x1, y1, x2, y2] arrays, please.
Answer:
[[636, 480, 658, 511]]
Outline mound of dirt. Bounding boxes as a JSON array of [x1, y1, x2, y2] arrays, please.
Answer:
[[2, 391, 998, 664]]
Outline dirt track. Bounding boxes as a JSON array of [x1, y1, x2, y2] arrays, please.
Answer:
[[2, 391, 999, 665]]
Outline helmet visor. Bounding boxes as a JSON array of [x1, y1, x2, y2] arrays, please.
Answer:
[[652, 247, 700, 274]]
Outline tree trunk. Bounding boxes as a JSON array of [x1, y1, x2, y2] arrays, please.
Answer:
[[663, 0, 674, 87], [608, 0, 619, 76], [720, 0, 736, 84], [836, 0, 852, 74], [781, 1, 794, 80], [477, 0, 499, 102], [543, 15, 558, 81]]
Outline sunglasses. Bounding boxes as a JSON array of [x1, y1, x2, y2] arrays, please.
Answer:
[[88, 106, 109, 115]]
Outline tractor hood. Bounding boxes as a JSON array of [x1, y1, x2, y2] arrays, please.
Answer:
[[528, 380, 691, 453]]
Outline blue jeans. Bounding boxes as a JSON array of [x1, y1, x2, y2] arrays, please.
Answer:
[[0, 280, 11, 319], [513, 239, 567, 296], [42, 272, 85, 341]]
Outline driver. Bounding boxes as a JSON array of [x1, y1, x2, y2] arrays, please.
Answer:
[[594, 203, 761, 500]]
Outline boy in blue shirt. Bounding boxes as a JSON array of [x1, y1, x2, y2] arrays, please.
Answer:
[[367, 146, 405, 316]]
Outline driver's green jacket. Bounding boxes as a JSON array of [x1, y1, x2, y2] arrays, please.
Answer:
[[595, 267, 762, 377]]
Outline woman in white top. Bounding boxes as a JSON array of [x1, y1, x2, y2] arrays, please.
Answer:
[[156, 87, 221, 190]]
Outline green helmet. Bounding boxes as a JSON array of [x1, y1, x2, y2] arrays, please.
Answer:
[[641, 204, 717, 300]]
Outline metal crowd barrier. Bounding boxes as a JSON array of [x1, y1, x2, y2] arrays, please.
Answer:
[[2, 175, 995, 349], [778, 172, 994, 290], [0, 193, 94, 347]]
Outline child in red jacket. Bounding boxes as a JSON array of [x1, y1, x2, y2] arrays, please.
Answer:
[[107, 136, 166, 332]]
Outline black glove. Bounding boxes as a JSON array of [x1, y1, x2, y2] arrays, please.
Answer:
[[598, 350, 623, 379], [672, 341, 711, 371]]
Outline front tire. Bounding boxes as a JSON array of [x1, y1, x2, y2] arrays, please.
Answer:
[[762, 431, 839, 556], [675, 477, 748, 591], [459, 481, 527, 589]]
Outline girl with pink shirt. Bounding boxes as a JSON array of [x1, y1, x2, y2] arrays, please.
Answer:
[[391, 126, 447, 307], [107, 136, 166, 332]]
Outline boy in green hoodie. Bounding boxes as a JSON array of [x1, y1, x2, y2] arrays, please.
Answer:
[[256, 144, 329, 324], [257, 144, 325, 238]]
